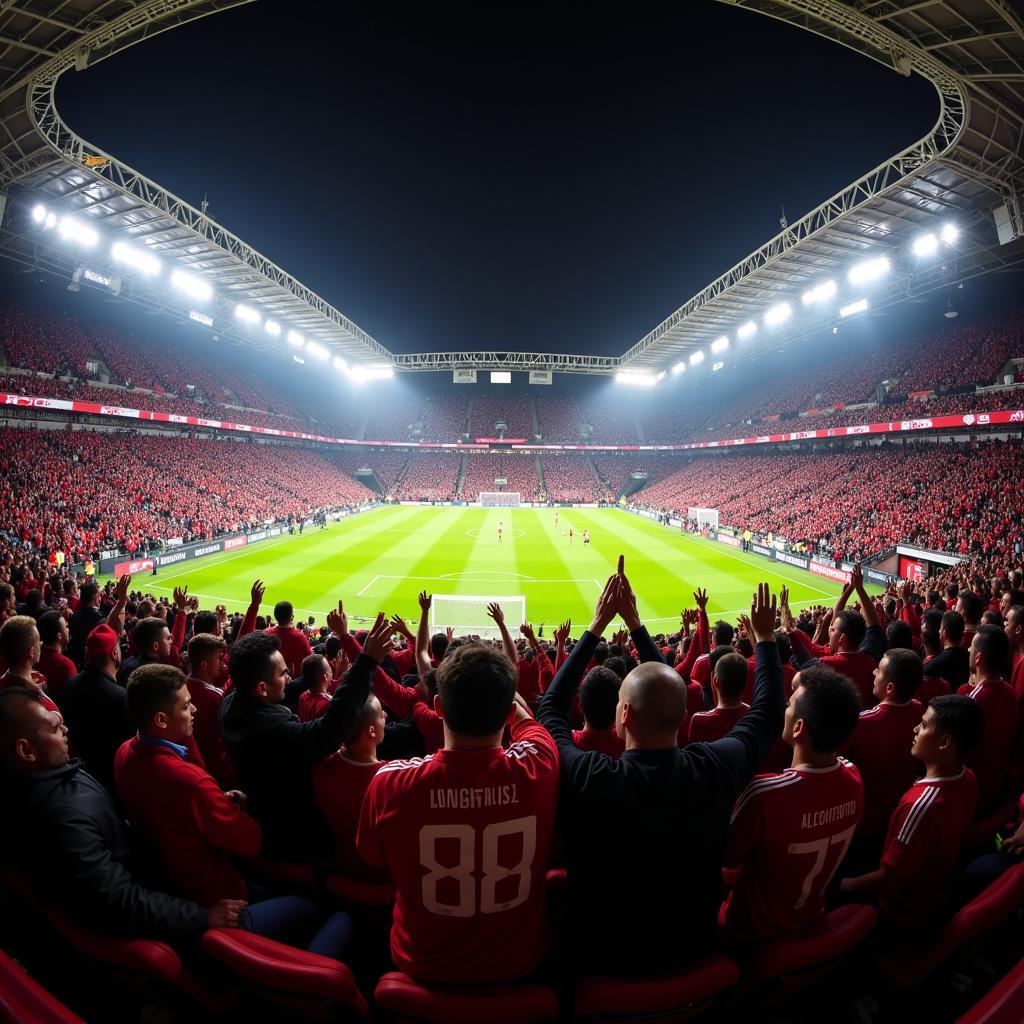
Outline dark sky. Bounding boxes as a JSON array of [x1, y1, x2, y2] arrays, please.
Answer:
[[45, 0, 943, 356]]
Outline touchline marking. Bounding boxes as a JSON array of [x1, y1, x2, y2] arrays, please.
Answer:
[[357, 574, 382, 597]]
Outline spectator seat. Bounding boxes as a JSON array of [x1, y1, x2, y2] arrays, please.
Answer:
[[0, 948, 85, 1024], [956, 956, 1024, 1024]]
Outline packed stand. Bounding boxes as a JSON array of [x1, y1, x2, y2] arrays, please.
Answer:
[[468, 393, 536, 439], [395, 452, 461, 501], [460, 454, 540, 501], [539, 455, 604, 502], [535, 394, 583, 443]]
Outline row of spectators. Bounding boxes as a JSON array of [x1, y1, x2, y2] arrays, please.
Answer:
[[538, 455, 604, 502]]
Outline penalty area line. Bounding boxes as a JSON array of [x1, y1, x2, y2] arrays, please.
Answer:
[[357, 574, 382, 597]]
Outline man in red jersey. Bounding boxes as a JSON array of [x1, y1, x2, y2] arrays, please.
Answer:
[[186, 632, 235, 789], [958, 625, 1018, 812], [357, 642, 558, 984], [787, 564, 885, 708], [1006, 605, 1024, 699], [0, 616, 57, 712], [298, 654, 333, 722], [721, 665, 863, 944], [841, 695, 981, 928], [314, 693, 389, 880], [36, 611, 76, 710], [688, 651, 749, 745], [266, 600, 313, 678], [572, 665, 625, 757], [842, 648, 924, 855]]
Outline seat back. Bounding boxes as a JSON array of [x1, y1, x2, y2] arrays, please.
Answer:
[[0, 949, 85, 1024], [956, 956, 1024, 1024]]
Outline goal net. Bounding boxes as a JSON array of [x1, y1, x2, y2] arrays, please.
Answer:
[[687, 506, 719, 530], [430, 594, 527, 640], [480, 491, 521, 507]]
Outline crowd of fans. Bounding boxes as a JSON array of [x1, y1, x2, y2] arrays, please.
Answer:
[[469, 392, 536, 439], [461, 454, 541, 501], [538, 455, 604, 502], [394, 452, 461, 501]]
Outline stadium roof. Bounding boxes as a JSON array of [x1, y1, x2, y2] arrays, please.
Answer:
[[0, 0, 1022, 376]]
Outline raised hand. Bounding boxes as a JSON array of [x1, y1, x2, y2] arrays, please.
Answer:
[[216, 604, 228, 623], [748, 583, 778, 644], [327, 599, 348, 638], [693, 587, 709, 612], [487, 603, 505, 625], [250, 579, 265, 606], [446, 626, 454, 642], [616, 564, 642, 632], [113, 574, 131, 603], [363, 612, 394, 664], [590, 574, 621, 636], [390, 613, 411, 637], [554, 620, 571, 646], [850, 562, 864, 592], [172, 585, 189, 611], [418, 590, 432, 612]]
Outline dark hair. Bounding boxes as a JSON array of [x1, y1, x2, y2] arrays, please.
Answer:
[[886, 619, 914, 651], [435, 643, 516, 737], [946, 583, 960, 600], [712, 620, 734, 648], [928, 694, 984, 757], [834, 609, 866, 649], [958, 591, 983, 625], [580, 666, 620, 730], [1010, 605, 1024, 630], [80, 582, 100, 605], [926, 590, 940, 607], [981, 610, 1002, 627], [774, 630, 792, 665], [604, 655, 627, 680], [324, 635, 342, 659], [273, 600, 293, 626], [430, 632, 448, 661], [193, 610, 217, 635], [37, 610, 65, 646], [973, 623, 1011, 678], [592, 642, 609, 665], [714, 652, 749, 701], [1005, 590, 1024, 609], [126, 663, 186, 728], [188, 632, 225, 670], [133, 617, 168, 655], [941, 610, 965, 644], [343, 694, 381, 745], [794, 666, 862, 752], [301, 654, 329, 688], [882, 648, 924, 702], [228, 632, 281, 695]]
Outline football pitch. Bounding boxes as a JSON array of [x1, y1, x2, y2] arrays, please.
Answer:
[[130, 506, 858, 633]]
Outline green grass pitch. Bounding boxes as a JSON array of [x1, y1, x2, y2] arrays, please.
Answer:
[[129, 506, 860, 633]]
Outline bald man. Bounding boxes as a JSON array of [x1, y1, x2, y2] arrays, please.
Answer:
[[537, 570, 786, 976]]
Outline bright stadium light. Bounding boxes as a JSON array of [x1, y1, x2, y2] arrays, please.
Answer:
[[615, 370, 659, 387], [801, 280, 836, 305], [189, 310, 213, 327], [351, 364, 395, 382], [764, 302, 792, 327], [287, 330, 304, 348], [31, 203, 47, 224], [332, 356, 348, 371], [912, 232, 939, 258], [671, 361, 686, 375], [940, 222, 960, 246], [737, 320, 758, 340], [306, 340, 329, 360], [293, 355, 305, 365], [689, 350, 705, 365], [839, 297, 870, 318], [711, 336, 729, 354], [264, 319, 281, 337], [234, 304, 261, 325], [170, 269, 212, 302], [58, 216, 98, 248], [848, 255, 890, 286], [111, 241, 160, 276]]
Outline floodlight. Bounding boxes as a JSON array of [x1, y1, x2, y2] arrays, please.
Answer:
[[171, 269, 212, 302], [764, 302, 792, 327], [615, 371, 658, 387], [940, 222, 959, 246], [31, 204, 47, 224], [801, 280, 836, 305], [111, 241, 160, 276], [264, 320, 281, 337], [234, 304, 260, 325], [737, 320, 757, 340], [44, 212, 57, 229], [711, 336, 729, 354], [350, 364, 395, 382], [912, 232, 938, 258], [689, 350, 705, 365], [332, 356, 347, 371], [848, 255, 890, 285], [671, 361, 686, 375], [839, 297, 870, 318], [306, 341, 329, 360], [287, 330, 304, 348], [57, 216, 98, 248]]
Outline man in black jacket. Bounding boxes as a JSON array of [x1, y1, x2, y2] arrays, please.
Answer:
[[219, 609, 392, 861], [537, 561, 786, 976], [0, 687, 243, 942], [68, 582, 105, 668]]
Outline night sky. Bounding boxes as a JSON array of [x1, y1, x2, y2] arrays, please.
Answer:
[[39, 0, 953, 358]]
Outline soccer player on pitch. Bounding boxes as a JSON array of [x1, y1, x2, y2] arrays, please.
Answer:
[[497, 521, 503, 544]]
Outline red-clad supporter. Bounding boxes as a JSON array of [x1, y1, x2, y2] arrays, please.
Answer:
[[0, 615, 57, 712], [540, 454, 604, 502], [461, 454, 539, 501], [185, 632, 236, 789], [393, 451, 461, 501], [265, 600, 313, 678], [116, 589, 188, 686], [721, 665, 863, 944], [35, 610, 76, 709], [841, 649, 924, 849], [469, 392, 535, 440], [297, 654, 333, 722], [572, 664, 625, 758], [841, 695, 982, 927], [535, 395, 582, 443], [357, 642, 559, 984], [958, 625, 1019, 811], [1009, 604, 1024, 698], [687, 651, 749, 745], [579, 400, 640, 443]]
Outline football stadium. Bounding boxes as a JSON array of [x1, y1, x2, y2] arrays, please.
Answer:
[[0, 1, 1023, 1022]]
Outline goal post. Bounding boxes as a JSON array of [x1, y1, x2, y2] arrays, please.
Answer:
[[687, 506, 719, 530], [480, 491, 521, 507], [429, 594, 526, 639]]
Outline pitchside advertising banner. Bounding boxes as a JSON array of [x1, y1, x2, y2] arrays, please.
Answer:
[[4, 390, 1022, 452]]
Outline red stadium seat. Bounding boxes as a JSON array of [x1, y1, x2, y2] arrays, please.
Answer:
[[0, 949, 85, 1024], [571, 955, 740, 1023], [740, 904, 878, 1006], [324, 872, 394, 908], [201, 929, 368, 1022], [880, 864, 1024, 989], [373, 971, 559, 1024], [956, 956, 1024, 1024]]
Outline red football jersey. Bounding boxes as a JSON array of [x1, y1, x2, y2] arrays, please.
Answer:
[[313, 750, 387, 880], [264, 624, 312, 678], [571, 728, 625, 758], [958, 679, 1019, 810], [686, 704, 749, 745], [881, 769, 977, 925], [842, 701, 922, 840], [298, 689, 331, 722], [356, 717, 559, 983], [722, 760, 863, 943]]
